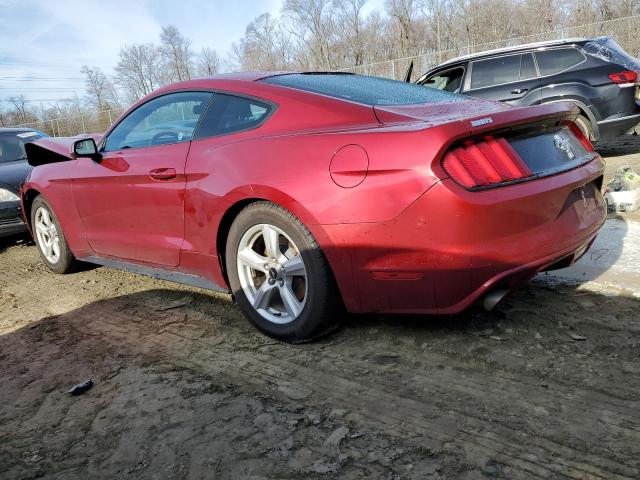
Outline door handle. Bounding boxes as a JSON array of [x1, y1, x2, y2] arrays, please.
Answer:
[[511, 88, 528, 94], [149, 168, 177, 180]]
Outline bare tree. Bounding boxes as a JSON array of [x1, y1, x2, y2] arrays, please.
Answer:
[[197, 47, 221, 76], [283, 0, 336, 69], [115, 43, 164, 102], [81, 66, 119, 111], [160, 25, 194, 82], [7, 95, 30, 124], [232, 13, 296, 71], [334, 0, 367, 67]]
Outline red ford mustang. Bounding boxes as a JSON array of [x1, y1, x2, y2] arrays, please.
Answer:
[[22, 72, 606, 342]]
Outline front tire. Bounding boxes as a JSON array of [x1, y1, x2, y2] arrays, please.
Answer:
[[31, 196, 78, 274], [225, 202, 341, 343]]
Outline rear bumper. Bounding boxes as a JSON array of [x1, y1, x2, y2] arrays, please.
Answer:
[[322, 156, 607, 314], [597, 112, 640, 140]]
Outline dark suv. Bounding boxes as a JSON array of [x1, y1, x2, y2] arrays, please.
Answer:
[[416, 37, 640, 141]]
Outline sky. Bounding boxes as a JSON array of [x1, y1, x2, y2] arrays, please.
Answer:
[[0, 0, 385, 107]]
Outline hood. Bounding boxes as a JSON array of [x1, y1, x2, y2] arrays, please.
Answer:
[[25, 134, 102, 167], [373, 98, 510, 126], [0, 159, 31, 192]]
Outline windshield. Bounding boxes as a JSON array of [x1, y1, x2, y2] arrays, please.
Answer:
[[261, 73, 465, 106], [0, 131, 43, 164]]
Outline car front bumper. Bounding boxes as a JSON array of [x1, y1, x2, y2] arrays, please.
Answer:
[[320, 156, 607, 315], [0, 201, 28, 238]]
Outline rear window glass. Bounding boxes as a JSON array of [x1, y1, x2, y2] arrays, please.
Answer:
[[471, 55, 522, 89], [194, 94, 272, 139], [261, 73, 464, 106], [535, 48, 585, 76], [0, 131, 43, 164]]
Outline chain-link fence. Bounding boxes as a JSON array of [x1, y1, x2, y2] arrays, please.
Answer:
[[337, 15, 640, 80], [8, 108, 124, 137], [7, 15, 640, 137]]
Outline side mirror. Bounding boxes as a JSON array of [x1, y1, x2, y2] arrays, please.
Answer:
[[73, 138, 101, 162]]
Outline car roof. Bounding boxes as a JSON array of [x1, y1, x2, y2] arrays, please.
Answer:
[[434, 37, 590, 69]]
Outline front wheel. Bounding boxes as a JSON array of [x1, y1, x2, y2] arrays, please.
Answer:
[[225, 202, 342, 343], [31, 196, 78, 274]]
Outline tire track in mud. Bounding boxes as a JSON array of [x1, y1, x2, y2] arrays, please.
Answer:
[[68, 297, 639, 480], [2, 243, 639, 479]]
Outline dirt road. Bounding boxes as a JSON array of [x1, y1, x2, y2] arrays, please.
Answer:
[[1, 140, 639, 480]]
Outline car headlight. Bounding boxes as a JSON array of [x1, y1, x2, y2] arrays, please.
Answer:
[[0, 188, 19, 203]]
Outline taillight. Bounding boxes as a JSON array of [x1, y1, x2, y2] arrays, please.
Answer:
[[608, 70, 638, 84], [442, 136, 532, 188], [564, 121, 594, 152]]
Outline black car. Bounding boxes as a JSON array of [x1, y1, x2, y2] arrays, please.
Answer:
[[415, 36, 640, 142], [0, 128, 47, 238]]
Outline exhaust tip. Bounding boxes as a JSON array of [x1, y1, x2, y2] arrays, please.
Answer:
[[483, 289, 509, 311]]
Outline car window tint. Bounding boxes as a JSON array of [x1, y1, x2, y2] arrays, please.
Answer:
[[520, 53, 537, 79], [103, 92, 213, 151], [535, 48, 584, 76], [0, 132, 43, 164], [470, 55, 521, 89], [194, 94, 272, 139], [423, 67, 465, 93]]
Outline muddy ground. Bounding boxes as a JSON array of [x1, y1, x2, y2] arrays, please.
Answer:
[[1, 138, 640, 480]]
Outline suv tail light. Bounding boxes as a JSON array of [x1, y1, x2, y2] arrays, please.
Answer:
[[442, 136, 532, 188], [608, 70, 638, 84]]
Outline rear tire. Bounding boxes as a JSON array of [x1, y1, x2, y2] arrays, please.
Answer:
[[31, 196, 78, 274], [225, 201, 341, 343]]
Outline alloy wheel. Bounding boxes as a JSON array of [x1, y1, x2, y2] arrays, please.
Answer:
[[34, 206, 61, 264], [236, 223, 307, 324]]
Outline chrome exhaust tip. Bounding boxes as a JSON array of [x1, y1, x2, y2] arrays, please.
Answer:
[[483, 289, 509, 311]]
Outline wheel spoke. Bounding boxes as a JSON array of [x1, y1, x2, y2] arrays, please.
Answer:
[[252, 282, 277, 310], [41, 209, 52, 226], [283, 255, 306, 277], [280, 283, 303, 318], [238, 247, 269, 272], [262, 224, 280, 259], [45, 242, 53, 258], [52, 240, 60, 259], [35, 223, 48, 234]]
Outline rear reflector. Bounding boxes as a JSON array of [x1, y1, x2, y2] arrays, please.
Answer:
[[608, 70, 638, 83], [443, 136, 532, 188]]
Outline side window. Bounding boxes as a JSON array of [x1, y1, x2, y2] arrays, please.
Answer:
[[423, 67, 465, 93], [535, 48, 585, 76], [194, 94, 272, 139], [520, 53, 537, 80], [470, 55, 521, 89], [103, 91, 213, 152]]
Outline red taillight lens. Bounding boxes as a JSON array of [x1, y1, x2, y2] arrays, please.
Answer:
[[608, 70, 638, 83], [565, 121, 594, 152], [442, 136, 532, 188]]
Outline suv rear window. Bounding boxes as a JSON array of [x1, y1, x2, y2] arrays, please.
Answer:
[[261, 73, 463, 106], [535, 48, 585, 75]]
